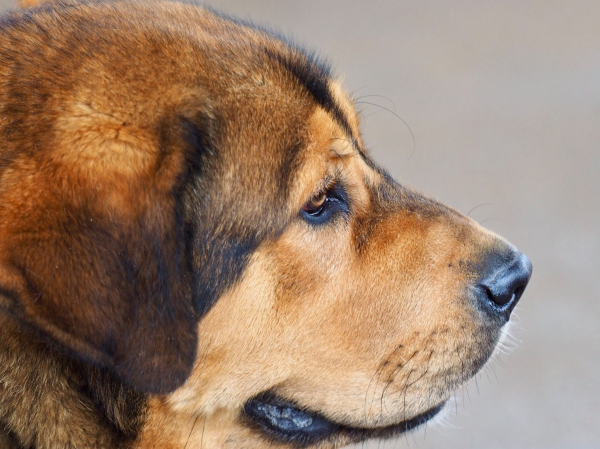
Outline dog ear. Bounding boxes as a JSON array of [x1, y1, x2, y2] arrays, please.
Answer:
[[0, 106, 204, 394]]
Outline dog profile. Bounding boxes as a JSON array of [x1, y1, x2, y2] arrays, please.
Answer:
[[0, 1, 532, 448]]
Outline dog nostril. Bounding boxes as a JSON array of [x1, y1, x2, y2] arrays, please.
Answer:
[[477, 251, 532, 320], [482, 286, 495, 304], [484, 282, 525, 308]]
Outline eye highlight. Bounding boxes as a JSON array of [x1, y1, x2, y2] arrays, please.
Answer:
[[299, 181, 349, 225]]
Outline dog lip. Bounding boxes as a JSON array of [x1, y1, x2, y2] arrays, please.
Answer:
[[243, 393, 334, 443], [243, 392, 445, 445]]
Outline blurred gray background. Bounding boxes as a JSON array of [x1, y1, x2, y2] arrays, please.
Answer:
[[1, 0, 598, 448]]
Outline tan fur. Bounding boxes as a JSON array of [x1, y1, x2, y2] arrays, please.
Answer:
[[0, 2, 530, 448]]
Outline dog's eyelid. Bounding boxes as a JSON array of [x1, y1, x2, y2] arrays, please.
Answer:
[[307, 175, 336, 201], [328, 127, 359, 151], [329, 143, 358, 160], [320, 176, 337, 193]]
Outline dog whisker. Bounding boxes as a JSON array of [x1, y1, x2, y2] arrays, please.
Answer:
[[354, 94, 398, 113], [466, 202, 499, 220], [184, 415, 199, 449], [354, 100, 416, 158]]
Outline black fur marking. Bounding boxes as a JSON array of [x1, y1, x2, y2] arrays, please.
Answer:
[[181, 133, 301, 319], [180, 117, 264, 318], [0, 287, 20, 309], [0, 427, 20, 448], [265, 49, 360, 153], [80, 365, 148, 442], [206, 11, 362, 153], [192, 236, 260, 316]]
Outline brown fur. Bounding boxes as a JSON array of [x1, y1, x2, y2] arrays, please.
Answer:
[[0, 1, 530, 448]]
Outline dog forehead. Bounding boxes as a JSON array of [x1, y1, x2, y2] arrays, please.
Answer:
[[2, 1, 364, 203], [5, 4, 351, 163]]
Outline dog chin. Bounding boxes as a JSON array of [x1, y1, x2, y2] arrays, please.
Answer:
[[243, 391, 445, 446]]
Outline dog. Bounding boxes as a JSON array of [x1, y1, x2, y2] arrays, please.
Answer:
[[0, 1, 532, 448]]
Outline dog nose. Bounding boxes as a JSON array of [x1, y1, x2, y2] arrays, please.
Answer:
[[476, 251, 532, 321]]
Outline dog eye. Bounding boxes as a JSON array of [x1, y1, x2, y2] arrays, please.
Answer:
[[302, 191, 327, 216], [300, 184, 349, 225]]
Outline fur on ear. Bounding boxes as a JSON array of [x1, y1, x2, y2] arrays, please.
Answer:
[[0, 3, 238, 395], [0, 101, 203, 395]]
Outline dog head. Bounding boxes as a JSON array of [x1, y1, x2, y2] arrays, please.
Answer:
[[0, 1, 531, 447]]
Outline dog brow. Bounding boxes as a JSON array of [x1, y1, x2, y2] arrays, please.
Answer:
[[330, 137, 360, 160], [338, 131, 362, 157], [264, 48, 364, 157]]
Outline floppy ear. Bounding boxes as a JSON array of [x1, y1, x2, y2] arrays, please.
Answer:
[[0, 106, 201, 394]]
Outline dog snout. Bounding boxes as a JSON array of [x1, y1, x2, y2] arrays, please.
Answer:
[[475, 250, 532, 321]]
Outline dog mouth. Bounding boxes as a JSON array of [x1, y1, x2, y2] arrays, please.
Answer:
[[243, 392, 444, 446]]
